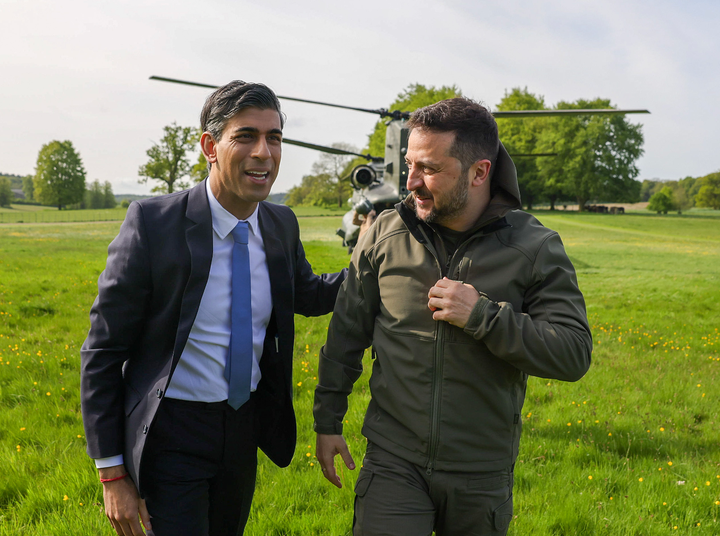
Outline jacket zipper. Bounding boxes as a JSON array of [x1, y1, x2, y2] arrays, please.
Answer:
[[426, 244, 466, 475]]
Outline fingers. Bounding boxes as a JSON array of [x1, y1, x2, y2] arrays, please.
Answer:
[[139, 498, 152, 533], [316, 434, 355, 489], [338, 442, 357, 472], [103, 478, 147, 536]]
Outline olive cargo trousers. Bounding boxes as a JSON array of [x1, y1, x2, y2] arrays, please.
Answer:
[[353, 442, 514, 536]]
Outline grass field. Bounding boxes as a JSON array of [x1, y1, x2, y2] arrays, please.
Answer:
[[0, 210, 718, 535]]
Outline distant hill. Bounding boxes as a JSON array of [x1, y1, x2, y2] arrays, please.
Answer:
[[0, 173, 26, 190], [267, 192, 287, 204], [114, 194, 152, 203]]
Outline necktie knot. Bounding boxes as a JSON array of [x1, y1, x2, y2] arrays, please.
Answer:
[[231, 221, 249, 245]]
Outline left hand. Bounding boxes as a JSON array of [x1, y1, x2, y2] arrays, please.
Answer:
[[427, 277, 481, 329]]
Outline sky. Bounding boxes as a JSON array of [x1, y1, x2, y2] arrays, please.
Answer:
[[1, 0, 719, 196]]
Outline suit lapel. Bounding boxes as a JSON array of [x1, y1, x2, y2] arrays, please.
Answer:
[[171, 181, 213, 367]]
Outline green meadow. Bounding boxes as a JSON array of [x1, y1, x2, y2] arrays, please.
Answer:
[[0, 210, 718, 535]]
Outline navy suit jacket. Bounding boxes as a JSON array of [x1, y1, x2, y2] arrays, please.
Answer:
[[81, 180, 345, 491]]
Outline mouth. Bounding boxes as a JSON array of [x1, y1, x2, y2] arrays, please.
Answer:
[[413, 190, 433, 207], [245, 170, 271, 182]]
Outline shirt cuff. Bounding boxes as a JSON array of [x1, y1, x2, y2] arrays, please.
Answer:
[[95, 455, 124, 469]]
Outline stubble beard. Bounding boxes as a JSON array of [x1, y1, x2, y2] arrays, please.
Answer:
[[408, 173, 470, 226]]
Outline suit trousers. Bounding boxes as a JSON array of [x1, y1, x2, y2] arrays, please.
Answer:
[[353, 442, 514, 536], [141, 395, 258, 536]]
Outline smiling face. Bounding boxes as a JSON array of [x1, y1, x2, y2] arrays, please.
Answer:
[[405, 128, 471, 229], [405, 127, 493, 231], [203, 107, 282, 220]]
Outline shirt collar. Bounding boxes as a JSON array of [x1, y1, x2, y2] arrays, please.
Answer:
[[205, 179, 260, 240]]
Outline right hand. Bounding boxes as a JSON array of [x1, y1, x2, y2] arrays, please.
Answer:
[[353, 209, 377, 238], [99, 465, 151, 536], [316, 434, 356, 488]]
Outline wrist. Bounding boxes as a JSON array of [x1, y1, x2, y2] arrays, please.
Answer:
[[98, 464, 127, 481]]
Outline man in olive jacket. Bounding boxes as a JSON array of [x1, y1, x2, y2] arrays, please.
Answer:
[[314, 98, 592, 536]]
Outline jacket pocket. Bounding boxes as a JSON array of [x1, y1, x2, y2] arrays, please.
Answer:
[[124, 383, 142, 416], [493, 493, 513, 531]]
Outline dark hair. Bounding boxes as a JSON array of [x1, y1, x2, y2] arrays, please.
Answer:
[[200, 81, 284, 170], [407, 97, 499, 175]]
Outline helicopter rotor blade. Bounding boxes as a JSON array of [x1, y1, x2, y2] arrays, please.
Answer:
[[283, 138, 381, 161], [492, 109, 650, 118], [149, 75, 399, 118], [149, 76, 220, 89], [509, 153, 558, 157]]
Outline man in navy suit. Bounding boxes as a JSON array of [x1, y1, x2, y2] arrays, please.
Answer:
[[81, 81, 346, 536]]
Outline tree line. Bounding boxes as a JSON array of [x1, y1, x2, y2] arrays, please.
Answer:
[[17, 85, 715, 214], [0, 141, 118, 210], [642, 174, 720, 212]]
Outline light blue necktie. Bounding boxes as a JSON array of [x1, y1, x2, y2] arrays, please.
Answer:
[[225, 221, 253, 410]]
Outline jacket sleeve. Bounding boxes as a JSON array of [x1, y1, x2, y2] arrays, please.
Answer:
[[464, 232, 592, 382], [286, 211, 347, 317], [313, 229, 379, 435], [80, 202, 152, 459]]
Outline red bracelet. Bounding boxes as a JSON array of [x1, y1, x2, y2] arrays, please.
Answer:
[[100, 473, 129, 483]]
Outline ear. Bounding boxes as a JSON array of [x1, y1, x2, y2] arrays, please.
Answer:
[[470, 159, 492, 187], [200, 132, 218, 165]]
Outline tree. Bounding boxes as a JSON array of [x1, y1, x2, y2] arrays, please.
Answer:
[[536, 99, 644, 212], [0, 177, 12, 207], [138, 123, 199, 194], [285, 172, 335, 207], [695, 172, 720, 209], [22, 174, 34, 201], [33, 140, 87, 209], [366, 84, 461, 158], [87, 180, 105, 209], [495, 88, 547, 210], [647, 186, 674, 214], [103, 181, 117, 208], [285, 143, 357, 207], [191, 152, 208, 184]]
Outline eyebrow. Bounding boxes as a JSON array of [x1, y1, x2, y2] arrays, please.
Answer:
[[231, 126, 283, 136]]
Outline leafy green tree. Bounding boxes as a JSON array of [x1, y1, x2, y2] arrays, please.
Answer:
[[496, 88, 547, 210], [138, 123, 199, 194], [0, 177, 13, 207], [640, 180, 664, 202], [647, 186, 674, 214], [536, 99, 644, 212], [285, 173, 332, 206], [103, 181, 117, 208], [87, 180, 105, 209], [191, 152, 208, 184], [366, 84, 461, 158], [285, 143, 357, 207], [33, 140, 87, 209], [695, 172, 720, 209], [22, 174, 34, 201]]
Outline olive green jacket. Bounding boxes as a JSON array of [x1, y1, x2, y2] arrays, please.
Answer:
[[314, 145, 592, 472]]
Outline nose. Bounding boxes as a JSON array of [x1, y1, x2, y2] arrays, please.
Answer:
[[406, 164, 423, 191], [251, 136, 272, 160]]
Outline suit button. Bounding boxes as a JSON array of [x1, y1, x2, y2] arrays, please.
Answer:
[[156, 389, 163, 398], [143, 425, 148, 434]]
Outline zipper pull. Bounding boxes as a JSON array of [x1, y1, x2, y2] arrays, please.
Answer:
[[426, 462, 433, 476], [275, 335, 279, 353]]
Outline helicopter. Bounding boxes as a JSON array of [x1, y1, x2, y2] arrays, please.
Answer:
[[150, 76, 650, 251]]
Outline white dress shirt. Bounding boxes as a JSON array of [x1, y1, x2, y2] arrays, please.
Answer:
[[96, 180, 273, 469]]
